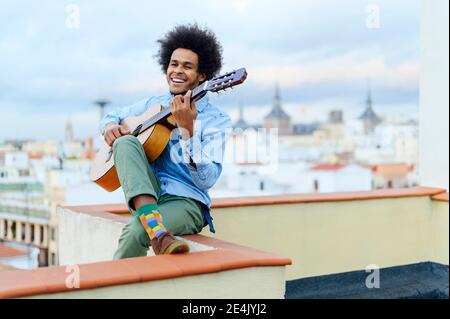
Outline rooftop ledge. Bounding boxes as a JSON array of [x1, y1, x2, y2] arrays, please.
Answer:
[[65, 186, 448, 215], [0, 234, 291, 299], [0, 186, 448, 299]]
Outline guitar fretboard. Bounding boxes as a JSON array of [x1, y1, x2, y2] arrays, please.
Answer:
[[133, 82, 208, 136]]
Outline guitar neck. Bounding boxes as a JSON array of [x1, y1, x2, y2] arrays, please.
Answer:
[[133, 83, 208, 136]]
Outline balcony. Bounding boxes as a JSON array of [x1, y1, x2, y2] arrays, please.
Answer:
[[0, 186, 447, 298]]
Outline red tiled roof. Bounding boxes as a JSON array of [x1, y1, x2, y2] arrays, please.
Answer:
[[371, 163, 414, 174], [0, 244, 27, 259]]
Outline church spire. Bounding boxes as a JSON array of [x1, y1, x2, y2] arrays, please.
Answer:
[[274, 83, 282, 111], [366, 80, 373, 110], [263, 83, 292, 135], [65, 117, 74, 143], [359, 81, 382, 133]]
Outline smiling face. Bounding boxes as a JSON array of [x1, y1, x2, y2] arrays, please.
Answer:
[[166, 48, 206, 95]]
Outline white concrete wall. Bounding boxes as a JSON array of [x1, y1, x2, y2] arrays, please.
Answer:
[[57, 208, 126, 265], [57, 208, 215, 265], [419, 0, 449, 190]]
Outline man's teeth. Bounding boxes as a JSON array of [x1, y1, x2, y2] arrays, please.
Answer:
[[172, 78, 185, 83]]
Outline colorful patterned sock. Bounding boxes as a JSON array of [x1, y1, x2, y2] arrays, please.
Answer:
[[136, 203, 167, 239]]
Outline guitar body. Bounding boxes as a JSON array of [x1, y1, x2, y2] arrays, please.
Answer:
[[90, 104, 176, 192]]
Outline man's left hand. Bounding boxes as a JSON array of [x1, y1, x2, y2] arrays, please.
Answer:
[[170, 90, 197, 140]]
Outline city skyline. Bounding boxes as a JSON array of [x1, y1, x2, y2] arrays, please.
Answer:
[[0, 0, 420, 140]]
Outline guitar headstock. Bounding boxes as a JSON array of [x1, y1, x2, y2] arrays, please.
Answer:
[[205, 68, 248, 93]]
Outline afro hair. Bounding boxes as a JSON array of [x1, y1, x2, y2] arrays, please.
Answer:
[[156, 24, 223, 81]]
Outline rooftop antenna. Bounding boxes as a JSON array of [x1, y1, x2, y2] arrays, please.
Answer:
[[94, 100, 110, 121]]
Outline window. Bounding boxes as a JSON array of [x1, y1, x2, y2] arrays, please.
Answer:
[[313, 180, 320, 192], [21, 223, 26, 241], [40, 225, 45, 244], [11, 222, 16, 239], [30, 224, 35, 242]]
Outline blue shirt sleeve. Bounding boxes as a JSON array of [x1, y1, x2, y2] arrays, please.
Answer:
[[179, 112, 232, 190]]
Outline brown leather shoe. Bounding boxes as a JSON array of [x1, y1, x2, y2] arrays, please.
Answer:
[[151, 232, 190, 255]]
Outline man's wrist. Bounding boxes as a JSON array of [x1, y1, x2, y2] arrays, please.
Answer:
[[180, 126, 194, 140]]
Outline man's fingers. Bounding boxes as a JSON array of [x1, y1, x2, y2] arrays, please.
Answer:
[[104, 124, 130, 147], [185, 90, 192, 101], [119, 126, 130, 135], [184, 90, 192, 109], [104, 133, 113, 147], [112, 127, 122, 139], [172, 96, 182, 112]]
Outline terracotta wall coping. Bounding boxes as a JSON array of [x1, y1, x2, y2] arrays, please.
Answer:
[[0, 244, 28, 259], [64, 187, 447, 214], [431, 192, 449, 202], [0, 235, 291, 299]]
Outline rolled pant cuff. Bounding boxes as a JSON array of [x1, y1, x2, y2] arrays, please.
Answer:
[[126, 190, 159, 213]]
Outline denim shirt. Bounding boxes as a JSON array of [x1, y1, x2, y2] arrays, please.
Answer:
[[99, 92, 232, 233]]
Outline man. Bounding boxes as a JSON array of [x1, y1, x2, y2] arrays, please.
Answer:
[[99, 24, 231, 258]]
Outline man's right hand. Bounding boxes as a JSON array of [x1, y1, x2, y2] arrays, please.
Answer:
[[104, 123, 131, 147]]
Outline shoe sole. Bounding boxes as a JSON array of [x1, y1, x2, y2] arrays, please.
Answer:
[[164, 241, 190, 254]]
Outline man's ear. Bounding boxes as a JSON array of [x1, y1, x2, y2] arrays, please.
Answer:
[[198, 73, 206, 83]]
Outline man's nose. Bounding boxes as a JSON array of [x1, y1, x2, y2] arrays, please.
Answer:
[[174, 65, 185, 73]]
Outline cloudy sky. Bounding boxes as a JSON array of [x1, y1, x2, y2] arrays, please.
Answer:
[[0, 0, 420, 141]]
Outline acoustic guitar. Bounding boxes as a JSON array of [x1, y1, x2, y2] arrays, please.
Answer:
[[90, 68, 247, 192]]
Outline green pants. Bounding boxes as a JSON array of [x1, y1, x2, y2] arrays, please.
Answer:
[[112, 135, 205, 259]]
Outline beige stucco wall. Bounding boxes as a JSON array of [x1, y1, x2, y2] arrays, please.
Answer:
[[25, 266, 286, 299], [202, 197, 447, 280]]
